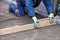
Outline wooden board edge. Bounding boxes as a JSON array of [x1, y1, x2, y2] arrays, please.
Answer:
[[0, 16, 58, 36]]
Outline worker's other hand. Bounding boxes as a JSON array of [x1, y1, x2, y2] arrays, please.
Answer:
[[15, 2, 18, 7], [15, 9, 20, 17]]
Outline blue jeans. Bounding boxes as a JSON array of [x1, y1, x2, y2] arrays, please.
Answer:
[[16, 0, 54, 15], [9, 3, 25, 16], [42, 0, 54, 14], [16, 0, 35, 17], [9, 0, 54, 16]]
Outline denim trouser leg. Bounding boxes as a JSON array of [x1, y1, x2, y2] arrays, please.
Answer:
[[43, 0, 54, 15], [25, 0, 35, 17]]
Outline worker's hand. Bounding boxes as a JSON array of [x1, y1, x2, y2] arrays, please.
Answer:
[[16, 2, 18, 6], [12, 1, 18, 7], [15, 9, 20, 17], [15, 2, 18, 7]]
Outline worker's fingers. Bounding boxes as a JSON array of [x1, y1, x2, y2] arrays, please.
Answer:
[[15, 2, 18, 7]]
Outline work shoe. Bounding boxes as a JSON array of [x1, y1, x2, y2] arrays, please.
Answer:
[[34, 20, 39, 29], [32, 17, 40, 29], [49, 14, 54, 23]]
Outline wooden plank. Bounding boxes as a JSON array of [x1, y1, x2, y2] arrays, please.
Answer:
[[0, 16, 58, 36]]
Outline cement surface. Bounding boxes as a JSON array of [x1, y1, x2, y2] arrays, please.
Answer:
[[0, 25, 60, 40], [0, 1, 60, 40]]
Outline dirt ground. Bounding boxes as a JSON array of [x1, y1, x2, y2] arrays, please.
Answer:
[[0, 1, 60, 40], [0, 25, 60, 40], [0, 1, 18, 21]]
